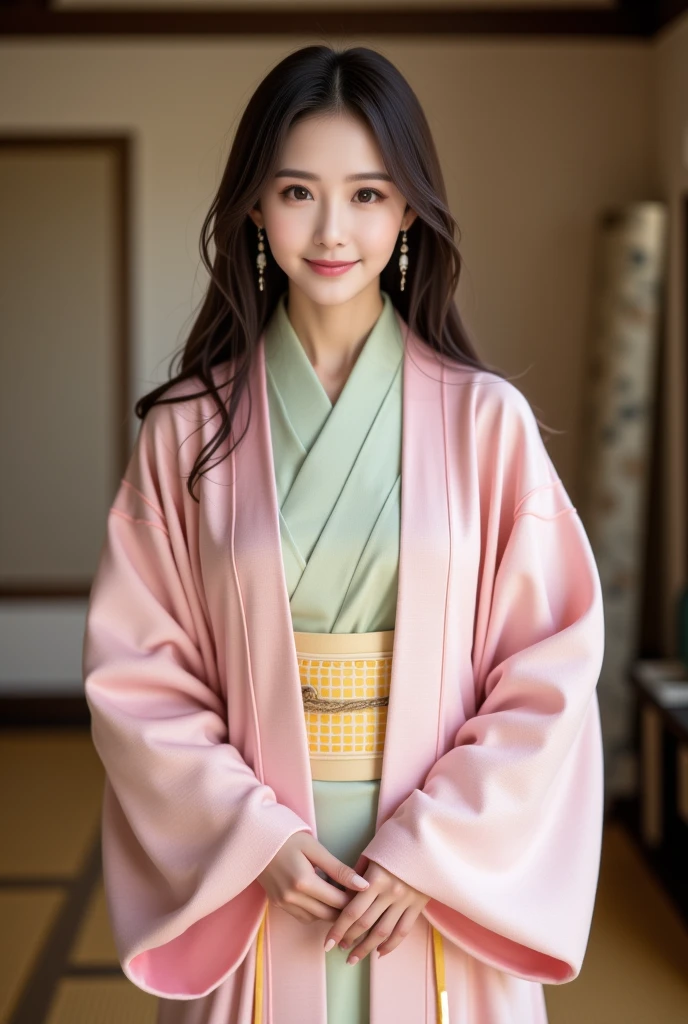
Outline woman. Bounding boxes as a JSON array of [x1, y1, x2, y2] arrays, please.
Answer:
[[83, 45, 605, 1024]]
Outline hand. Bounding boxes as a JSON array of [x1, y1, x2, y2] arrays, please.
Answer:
[[323, 861, 430, 963], [256, 831, 370, 925]]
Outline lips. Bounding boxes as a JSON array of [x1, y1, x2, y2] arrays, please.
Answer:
[[306, 260, 358, 267]]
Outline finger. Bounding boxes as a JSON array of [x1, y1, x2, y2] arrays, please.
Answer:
[[346, 903, 405, 964], [301, 871, 352, 910], [339, 901, 395, 954], [323, 890, 376, 950], [284, 891, 340, 922], [339, 896, 393, 950], [303, 837, 370, 892], [377, 905, 421, 957]]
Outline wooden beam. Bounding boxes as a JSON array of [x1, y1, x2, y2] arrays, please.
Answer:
[[0, 5, 657, 39]]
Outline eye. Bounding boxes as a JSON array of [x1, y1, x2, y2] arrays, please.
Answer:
[[281, 185, 312, 201], [280, 185, 385, 204], [354, 188, 385, 204]]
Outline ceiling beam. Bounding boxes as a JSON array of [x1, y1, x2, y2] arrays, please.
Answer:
[[0, 2, 664, 39]]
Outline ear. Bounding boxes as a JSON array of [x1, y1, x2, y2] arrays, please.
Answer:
[[402, 208, 419, 232], [247, 206, 263, 231]]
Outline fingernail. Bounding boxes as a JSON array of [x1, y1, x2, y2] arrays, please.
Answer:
[[339, 940, 348, 949], [347, 956, 359, 966], [353, 874, 369, 887], [324, 939, 335, 953]]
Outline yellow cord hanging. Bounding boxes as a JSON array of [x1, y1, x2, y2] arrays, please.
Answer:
[[432, 926, 450, 1024], [252, 906, 267, 1024]]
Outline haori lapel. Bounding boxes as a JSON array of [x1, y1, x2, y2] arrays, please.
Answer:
[[230, 335, 315, 831], [376, 313, 452, 826]]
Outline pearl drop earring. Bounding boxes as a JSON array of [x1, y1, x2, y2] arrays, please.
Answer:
[[256, 226, 266, 291], [399, 229, 409, 291]]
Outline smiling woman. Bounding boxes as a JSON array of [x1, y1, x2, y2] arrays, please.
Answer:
[[83, 42, 604, 1024], [247, 113, 418, 373]]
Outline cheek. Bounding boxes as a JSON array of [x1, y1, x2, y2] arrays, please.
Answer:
[[265, 212, 306, 258], [357, 210, 402, 255]]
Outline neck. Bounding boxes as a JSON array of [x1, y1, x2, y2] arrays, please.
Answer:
[[285, 283, 385, 380]]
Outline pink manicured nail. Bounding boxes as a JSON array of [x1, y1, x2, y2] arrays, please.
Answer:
[[353, 874, 369, 887], [347, 956, 359, 966], [324, 939, 335, 953]]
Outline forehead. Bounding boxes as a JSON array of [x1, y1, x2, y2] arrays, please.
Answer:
[[276, 113, 386, 173]]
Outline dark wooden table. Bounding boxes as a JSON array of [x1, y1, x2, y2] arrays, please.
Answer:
[[627, 659, 688, 923]]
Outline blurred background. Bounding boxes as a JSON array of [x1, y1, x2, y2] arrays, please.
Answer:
[[0, 0, 687, 1021]]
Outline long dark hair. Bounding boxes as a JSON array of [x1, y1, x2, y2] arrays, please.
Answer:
[[135, 44, 544, 502]]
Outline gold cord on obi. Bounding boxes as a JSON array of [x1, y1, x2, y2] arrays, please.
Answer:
[[301, 686, 389, 714]]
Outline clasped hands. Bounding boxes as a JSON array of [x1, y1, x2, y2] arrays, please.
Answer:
[[256, 831, 429, 964]]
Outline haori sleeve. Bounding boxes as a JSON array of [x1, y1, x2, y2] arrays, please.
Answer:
[[82, 402, 310, 1000], [362, 384, 605, 985]]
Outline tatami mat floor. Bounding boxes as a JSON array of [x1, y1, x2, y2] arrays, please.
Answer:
[[1, 728, 687, 1023]]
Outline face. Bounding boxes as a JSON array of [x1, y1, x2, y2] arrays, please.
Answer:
[[248, 112, 417, 305]]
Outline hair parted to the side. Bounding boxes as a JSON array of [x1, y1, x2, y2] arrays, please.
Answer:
[[135, 44, 553, 503]]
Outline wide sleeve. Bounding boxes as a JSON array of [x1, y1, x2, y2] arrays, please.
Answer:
[[82, 404, 311, 999], [362, 386, 605, 985]]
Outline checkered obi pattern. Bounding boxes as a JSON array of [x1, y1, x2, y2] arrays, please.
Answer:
[[293, 629, 394, 781]]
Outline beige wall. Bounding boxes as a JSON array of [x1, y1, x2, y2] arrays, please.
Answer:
[[0, 29, 675, 689]]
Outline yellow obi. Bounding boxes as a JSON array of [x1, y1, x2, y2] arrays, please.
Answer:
[[294, 629, 393, 782]]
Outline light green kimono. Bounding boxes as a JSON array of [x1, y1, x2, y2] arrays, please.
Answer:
[[264, 289, 403, 1024]]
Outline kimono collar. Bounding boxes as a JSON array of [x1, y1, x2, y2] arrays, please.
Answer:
[[263, 289, 403, 442]]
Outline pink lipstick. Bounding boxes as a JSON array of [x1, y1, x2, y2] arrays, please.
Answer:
[[305, 259, 359, 277]]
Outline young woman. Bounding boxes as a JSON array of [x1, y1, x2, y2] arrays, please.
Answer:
[[83, 45, 605, 1024]]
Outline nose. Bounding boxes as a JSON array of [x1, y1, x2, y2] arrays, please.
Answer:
[[312, 199, 349, 252]]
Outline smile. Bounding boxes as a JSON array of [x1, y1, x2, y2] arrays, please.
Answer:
[[305, 259, 359, 276]]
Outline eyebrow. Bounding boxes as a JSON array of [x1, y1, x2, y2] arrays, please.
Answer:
[[274, 168, 393, 183]]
